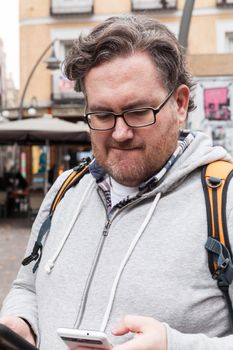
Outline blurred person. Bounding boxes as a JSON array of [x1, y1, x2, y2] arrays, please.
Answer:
[[1, 15, 233, 350]]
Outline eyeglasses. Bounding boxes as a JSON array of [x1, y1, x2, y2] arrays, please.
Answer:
[[84, 89, 174, 131]]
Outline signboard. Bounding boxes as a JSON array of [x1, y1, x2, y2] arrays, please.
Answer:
[[204, 87, 231, 121]]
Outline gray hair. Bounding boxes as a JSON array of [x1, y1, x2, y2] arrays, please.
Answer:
[[63, 15, 195, 112]]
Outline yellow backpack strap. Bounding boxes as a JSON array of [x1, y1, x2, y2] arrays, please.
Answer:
[[203, 161, 233, 248], [50, 159, 91, 214], [22, 158, 92, 272], [202, 160, 233, 329]]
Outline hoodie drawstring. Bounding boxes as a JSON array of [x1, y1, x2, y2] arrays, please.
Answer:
[[44, 178, 96, 274], [100, 192, 161, 332]]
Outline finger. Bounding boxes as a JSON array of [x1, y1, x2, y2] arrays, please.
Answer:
[[112, 315, 155, 336], [112, 315, 135, 336], [112, 321, 127, 335]]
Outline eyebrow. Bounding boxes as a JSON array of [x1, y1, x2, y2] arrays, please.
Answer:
[[88, 99, 155, 112]]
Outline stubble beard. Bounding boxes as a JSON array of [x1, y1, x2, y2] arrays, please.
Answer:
[[91, 129, 179, 187], [91, 139, 143, 186]]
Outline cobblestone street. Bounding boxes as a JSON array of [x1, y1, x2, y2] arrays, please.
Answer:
[[0, 218, 31, 306]]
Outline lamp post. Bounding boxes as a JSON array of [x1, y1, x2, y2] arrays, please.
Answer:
[[178, 0, 195, 49], [19, 38, 60, 119]]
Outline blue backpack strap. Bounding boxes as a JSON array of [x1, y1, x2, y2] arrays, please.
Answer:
[[22, 158, 91, 272], [22, 214, 52, 273], [202, 160, 233, 329]]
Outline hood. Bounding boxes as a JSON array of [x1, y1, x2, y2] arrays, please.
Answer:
[[155, 131, 232, 194]]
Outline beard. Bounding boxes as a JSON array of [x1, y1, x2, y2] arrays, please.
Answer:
[[91, 127, 179, 187]]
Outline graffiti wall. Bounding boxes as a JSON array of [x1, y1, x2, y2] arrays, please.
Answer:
[[204, 87, 231, 121], [188, 77, 233, 155]]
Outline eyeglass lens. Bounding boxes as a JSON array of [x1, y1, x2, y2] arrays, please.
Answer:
[[88, 109, 155, 130]]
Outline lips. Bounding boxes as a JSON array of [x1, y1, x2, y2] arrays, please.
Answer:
[[112, 147, 138, 151], [110, 147, 142, 155], [110, 142, 143, 150]]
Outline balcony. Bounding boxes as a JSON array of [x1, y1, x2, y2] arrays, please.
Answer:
[[52, 71, 84, 103], [50, 0, 93, 16], [132, 0, 177, 11], [217, 0, 233, 7]]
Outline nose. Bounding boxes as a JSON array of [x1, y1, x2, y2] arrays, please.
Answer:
[[111, 116, 134, 142]]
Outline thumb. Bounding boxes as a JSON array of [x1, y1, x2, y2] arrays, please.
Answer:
[[112, 315, 152, 336]]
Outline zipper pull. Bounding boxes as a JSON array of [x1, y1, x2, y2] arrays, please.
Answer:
[[103, 221, 111, 236]]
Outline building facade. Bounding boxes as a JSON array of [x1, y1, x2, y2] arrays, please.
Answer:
[[18, 0, 233, 151], [0, 38, 7, 113], [0, 40, 18, 180]]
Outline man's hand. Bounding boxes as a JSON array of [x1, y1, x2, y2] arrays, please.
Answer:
[[0, 315, 36, 345], [112, 315, 167, 350]]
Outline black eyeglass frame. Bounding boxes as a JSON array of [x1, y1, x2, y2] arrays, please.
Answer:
[[84, 88, 175, 131]]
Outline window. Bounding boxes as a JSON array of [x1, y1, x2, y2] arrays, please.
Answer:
[[52, 40, 84, 101], [50, 28, 90, 101], [132, 0, 177, 11], [225, 32, 233, 52], [52, 70, 84, 101], [216, 20, 233, 53], [64, 42, 73, 56], [51, 0, 93, 16], [217, 0, 233, 7]]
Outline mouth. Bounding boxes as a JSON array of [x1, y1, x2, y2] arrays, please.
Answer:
[[113, 147, 136, 151], [110, 147, 141, 155], [111, 145, 142, 151]]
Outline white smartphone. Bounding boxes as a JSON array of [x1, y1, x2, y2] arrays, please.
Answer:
[[57, 328, 112, 350]]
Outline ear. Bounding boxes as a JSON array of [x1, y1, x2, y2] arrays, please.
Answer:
[[174, 84, 190, 125]]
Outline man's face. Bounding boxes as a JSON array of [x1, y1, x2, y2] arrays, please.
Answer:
[[84, 52, 189, 187]]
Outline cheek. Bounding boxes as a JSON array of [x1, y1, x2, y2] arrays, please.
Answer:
[[156, 111, 180, 134], [91, 131, 110, 153], [144, 115, 180, 149]]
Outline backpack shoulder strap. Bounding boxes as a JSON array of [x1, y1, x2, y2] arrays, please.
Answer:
[[202, 161, 233, 253], [50, 158, 91, 214], [22, 158, 92, 272], [202, 160, 233, 329]]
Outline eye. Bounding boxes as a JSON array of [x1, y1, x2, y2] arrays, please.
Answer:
[[127, 109, 150, 118], [92, 112, 112, 120]]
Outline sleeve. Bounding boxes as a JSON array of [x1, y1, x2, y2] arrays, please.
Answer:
[[166, 324, 233, 350], [166, 177, 233, 350], [0, 170, 73, 341]]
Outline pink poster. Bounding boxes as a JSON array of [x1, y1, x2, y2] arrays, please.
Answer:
[[204, 87, 231, 120]]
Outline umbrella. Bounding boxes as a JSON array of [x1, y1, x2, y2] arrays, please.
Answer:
[[0, 115, 90, 144], [0, 115, 91, 193]]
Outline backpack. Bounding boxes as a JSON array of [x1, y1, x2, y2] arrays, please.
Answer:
[[22, 159, 233, 328], [202, 160, 233, 329]]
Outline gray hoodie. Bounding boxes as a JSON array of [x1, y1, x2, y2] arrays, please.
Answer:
[[1, 131, 233, 350]]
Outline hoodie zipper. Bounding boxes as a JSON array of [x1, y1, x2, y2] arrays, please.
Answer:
[[73, 190, 157, 329], [73, 195, 142, 328], [74, 216, 113, 328], [74, 227, 107, 328], [103, 220, 111, 236]]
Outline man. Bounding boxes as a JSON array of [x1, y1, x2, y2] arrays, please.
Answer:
[[1, 15, 233, 349]]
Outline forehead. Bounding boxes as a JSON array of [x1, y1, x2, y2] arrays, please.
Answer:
[[84, 52, 165, 109]]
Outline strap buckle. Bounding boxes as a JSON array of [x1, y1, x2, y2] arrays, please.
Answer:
[[73, 157, 91, 171], [206, 176, 222, 189], [205, 237, 233, 286], [212, 257, 230, 279]]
